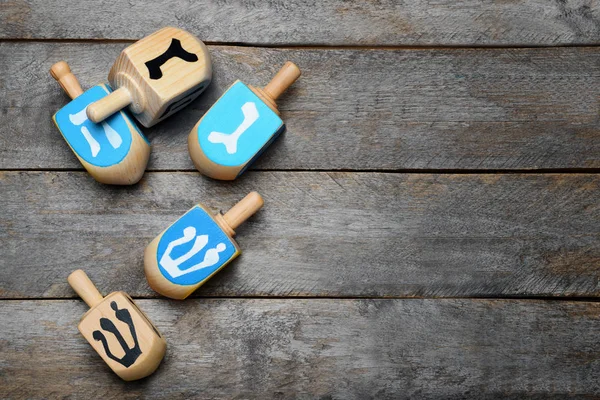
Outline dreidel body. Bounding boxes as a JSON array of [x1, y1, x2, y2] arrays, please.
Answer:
[[51, 61, 151, 185], [144, 192, 264, 299], [86, 27, 212, 127], [188, 62, 301, 180], [68, 270, 166, 381]]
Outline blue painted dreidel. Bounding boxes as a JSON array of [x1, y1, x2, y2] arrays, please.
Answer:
[[50, 61, 151, 185], [188, 62, 301, 180], [68, 269, 166, 381], [144, 192, 264, 299], [86, 27, 212, 128]]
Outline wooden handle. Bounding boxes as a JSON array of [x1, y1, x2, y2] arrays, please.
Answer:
[[50, 61, 84, 100], [86, 87, 132, 123], [263, 61, 301, 102], [68, 269, 104, 309], [223, 192, 264, 231]]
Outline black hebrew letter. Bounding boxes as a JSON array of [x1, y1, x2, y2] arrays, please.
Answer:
[[92, 301, 142, 368], [145, 38, 198, 80]]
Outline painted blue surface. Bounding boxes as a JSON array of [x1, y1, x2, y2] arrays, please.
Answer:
[[54, 85, 147, 167], [197, 81, 283, 167], [156, 206, 237, 286]]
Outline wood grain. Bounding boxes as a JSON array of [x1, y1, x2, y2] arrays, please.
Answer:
[[88, 27, 213, 127], [2, 43, 599, 171], [1, 171, 597, 299], [1, 3, 598, 398], [48, 61, 152, 185], [1, 0, 599, 46], [1, 299, 599, 398], [67, 269, 167, 380]]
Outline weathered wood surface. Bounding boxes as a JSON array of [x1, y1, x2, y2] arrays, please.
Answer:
[[2, 0, 600, 46], [2, 43, 599, 171], [1, 171, 597, 299], [1, 1, 599, 398], [1, 299, 599, 399]]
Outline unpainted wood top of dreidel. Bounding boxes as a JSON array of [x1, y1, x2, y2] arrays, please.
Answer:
[[68, 269, 104, 309], [69, 269, 167, 381], [214, 191, 264, 237], [87, 27, 211, 126], [50, 61, 84, 100], [250, 61, 301, 114]]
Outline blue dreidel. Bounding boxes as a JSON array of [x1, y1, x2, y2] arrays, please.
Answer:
[[188, 62, 301, 180], [50, 61, 151, 185], [144, 192, 264, 299]]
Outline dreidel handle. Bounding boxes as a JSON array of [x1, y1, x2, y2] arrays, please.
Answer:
[[222, 192, 264, 232], [68, 269, 104, 309], [86, 87, 133, 123], [50, 61, 84, 100], [263, 62, 301, 102]]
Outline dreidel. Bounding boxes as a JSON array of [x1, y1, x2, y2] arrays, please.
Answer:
[[86, 27, 212, 127], [188, 62, 301, 180], [68, 269, 166, 381], [144, 192, 264, 299], [50, 61, 151, 185]]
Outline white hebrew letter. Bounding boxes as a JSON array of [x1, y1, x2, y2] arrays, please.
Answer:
[[69, 106, 122, 157], [208, 102, 259, 154], [159, 226, 227, 278], [80, 126, 100, 157], [69, 107, 89, 126], [101, 121, 123, 149], [179, 243, 227, 276]]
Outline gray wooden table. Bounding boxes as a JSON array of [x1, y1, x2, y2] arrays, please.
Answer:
[[1, 1, 599, 398]]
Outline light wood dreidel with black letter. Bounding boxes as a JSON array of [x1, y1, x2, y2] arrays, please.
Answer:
[[144, 192, 264, 299], [68, 269, 166, 381], [188, 62, 301, 180], [86, 27, 212, 127], [51, 61, 151, 185]]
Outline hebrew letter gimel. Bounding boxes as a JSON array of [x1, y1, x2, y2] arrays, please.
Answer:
[[145, 38, 198, 80]]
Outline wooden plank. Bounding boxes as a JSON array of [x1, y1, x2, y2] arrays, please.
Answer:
[[1, 0, 600, 45], [1, 299, 599, 398], [0, 171, 597, 299], [2, 43, 599, 171]]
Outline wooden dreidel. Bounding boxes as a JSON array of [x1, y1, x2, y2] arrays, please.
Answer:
[[86, 27, 212, 127], [68, 269, 166, 381], [51, 61, 151, 185], [188, 62, 301, 180], [144, 192, 264, 299]]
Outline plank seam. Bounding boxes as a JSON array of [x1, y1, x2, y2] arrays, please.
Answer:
[[1, 168, 599, 174], [1, 38, 600, 50], [2, 296, 599, 302]]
